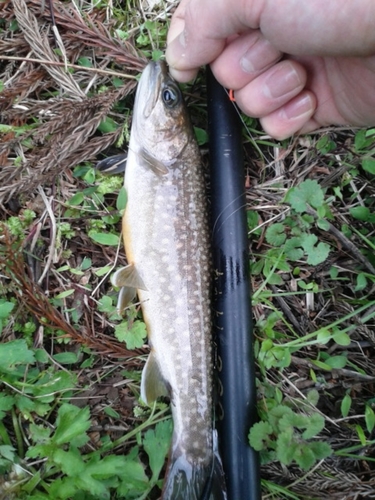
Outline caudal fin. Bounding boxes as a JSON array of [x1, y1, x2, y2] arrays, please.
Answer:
[[162, 443, 227, 500]]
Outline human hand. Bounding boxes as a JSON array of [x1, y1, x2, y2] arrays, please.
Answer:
[[166, 0, 375, 139]]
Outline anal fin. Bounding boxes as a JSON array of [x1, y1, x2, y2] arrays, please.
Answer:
[[141, 351, 169, 405]]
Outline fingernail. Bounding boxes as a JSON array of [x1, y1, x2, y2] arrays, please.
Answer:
[[178, 30, 186, 49], [166, 30, 186, 68], [240, 38, 278, 74], [282, 94, 314, 120], [263, 63, 302, 99]]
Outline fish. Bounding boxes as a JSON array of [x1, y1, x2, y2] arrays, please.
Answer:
[[109, 60, 226, 499]]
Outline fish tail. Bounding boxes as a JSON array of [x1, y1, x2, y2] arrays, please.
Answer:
[[162, 440, 227, 500]]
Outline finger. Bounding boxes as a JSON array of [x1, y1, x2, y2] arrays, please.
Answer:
[[259, 91, 317, 140], [210, 31, 283, 90], [233, 60, 307, 118], [166, 0, 256, 81]]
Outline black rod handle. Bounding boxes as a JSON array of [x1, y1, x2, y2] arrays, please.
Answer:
[[206, 67, 261, 500]]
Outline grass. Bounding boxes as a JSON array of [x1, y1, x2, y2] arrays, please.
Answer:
[[1, 1, 375, 499]]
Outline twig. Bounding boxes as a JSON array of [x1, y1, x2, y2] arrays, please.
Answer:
[[37, 186, 56, 286], [0, 54, 138, 79]]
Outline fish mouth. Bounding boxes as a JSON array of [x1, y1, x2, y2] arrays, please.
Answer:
[[137, 60, 169, 119]]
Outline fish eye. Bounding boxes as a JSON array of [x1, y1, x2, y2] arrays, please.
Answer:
[[162, 83, 181, 108]]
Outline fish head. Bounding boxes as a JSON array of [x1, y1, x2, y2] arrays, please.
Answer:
[[131, 60, 195, 170]]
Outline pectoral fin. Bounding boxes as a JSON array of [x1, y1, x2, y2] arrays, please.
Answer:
[[111, 263, 147, 290], [111, 264, 147, 314], [139, 147, 169, 176], [141, 351, 169, 405], [96, 153, 127, 174]]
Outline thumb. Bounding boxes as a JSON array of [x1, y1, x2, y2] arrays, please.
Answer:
[[166, 0, 258, 81]]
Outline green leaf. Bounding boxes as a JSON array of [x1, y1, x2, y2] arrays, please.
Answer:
[[301, 413, 325, 439], [53, 404, 91, 446], [0, 300, 14, 319], [317, 328, 331, 344], [355, 273, 368, 291], [284, 237, 304, 261], [117, 456, 149, 495], [268, 405, 293, 431], [31, 371, 76, 401], [308, 441, 332, 460], [90, 232, 120, 246], [267, 273, 283, 285], [316, 135, 336, 154], [29, 423, 52, 443], [194, 127, 208, 146], [311, 359, 333, 371], [0, 445, 16, 462], [362, 158, 375, 175], [77, 56, 93, 68], [301, 234, 330, 265], [332, 330, 351, 346], [293, 443, 316, 470], [0, 394, 15, 419], [143, 420, 172, 480], [98, 295, 115, 314], [265, 223, 287, 246], [356, 424, 366, 446], [286, 180, 324, 213], [350, 206, 371, 221], [68, 192, 85, 206], [324, 355, 347, 369], [53, 447, 85, 476], [276, 428, 296, 465], [316, 218, 330, 231], [117, 186, 127, 211], [98, 117, 118, 134], [355, 129, 372, 150], [95, 265, 113, 277], [365, 406, 375, 433], [306, 389, 319, 407], [0, 339, 35, 374], [54, 289, 74, 299], [104, 406, 120, 418], [53, 352, 79, 364], [341, 394, 352, 418], [115, 320, 147, 350], [248, 421, 273, 451]]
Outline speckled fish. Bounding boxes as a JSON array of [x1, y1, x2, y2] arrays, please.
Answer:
[[110, 61, 226, 499]]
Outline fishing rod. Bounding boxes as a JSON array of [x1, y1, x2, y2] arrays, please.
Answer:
[[206, 67, 261, 500]]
